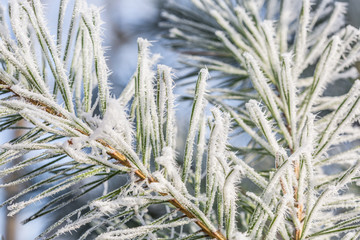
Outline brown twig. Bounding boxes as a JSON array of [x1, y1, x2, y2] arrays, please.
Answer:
[[281, 112, 304, 240], [294, 159, 304, 240], [106, 145, 227, 240]]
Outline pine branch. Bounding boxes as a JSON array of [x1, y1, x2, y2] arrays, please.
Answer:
[[164, 0, 360, 239], [1, 0, 360, 239]]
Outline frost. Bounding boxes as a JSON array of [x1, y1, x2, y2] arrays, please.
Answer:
[[96, 219, 194, 240], [92, 197, 150, 215], [91, 98, 134, 145], [155, 146, 185, 192], [234, 232, 250, 240], [0, 0, 360, 239]]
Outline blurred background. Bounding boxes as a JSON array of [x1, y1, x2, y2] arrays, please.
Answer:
[[0, 0, 359, 239]]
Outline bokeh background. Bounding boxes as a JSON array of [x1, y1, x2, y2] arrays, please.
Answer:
[[0, 0, 359, 239]]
